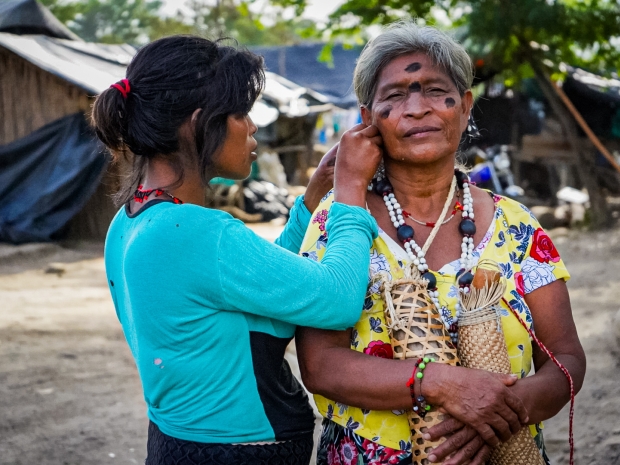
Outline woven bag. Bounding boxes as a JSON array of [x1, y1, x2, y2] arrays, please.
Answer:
[[458, 262, 544, 465], [382, 268, 459, 465]]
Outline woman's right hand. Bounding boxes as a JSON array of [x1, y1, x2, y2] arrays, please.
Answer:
[[333, 123, 383, 208], [422, 364, 529, 447]]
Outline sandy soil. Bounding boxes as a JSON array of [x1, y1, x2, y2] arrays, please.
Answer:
[[1, 225, 619, 465]]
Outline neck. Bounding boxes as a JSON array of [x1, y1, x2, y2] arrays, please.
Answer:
[[142, 157, 206, 206], [383, 156, 456, 219]]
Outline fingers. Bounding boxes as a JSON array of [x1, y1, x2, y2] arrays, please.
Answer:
[[442, 434, 486, 465], [468, 443, 492, 465], [428, 426, 475, 463], [498, 402, 522, 435], [504, 389, 529, 425], [487, 415, 512, 442], [425, 417, 464, 442], [475, 423, 499, 447]]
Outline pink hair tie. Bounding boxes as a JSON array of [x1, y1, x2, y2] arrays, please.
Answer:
[[110, 78, 131, 99]]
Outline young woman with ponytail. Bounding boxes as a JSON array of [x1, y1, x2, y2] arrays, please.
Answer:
[[92, 35, 383, 465]]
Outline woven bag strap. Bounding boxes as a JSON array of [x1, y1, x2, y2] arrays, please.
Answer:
[[501, 297, 574, 465]]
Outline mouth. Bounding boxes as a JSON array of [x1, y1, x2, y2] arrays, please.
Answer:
[[404, 126, 441, 138], [250, 150, 258, 160]]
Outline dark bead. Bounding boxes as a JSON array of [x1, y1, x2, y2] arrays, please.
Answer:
[[455, 169, 469, 188], [374, 178, 392, 195], [449, 323, 458, 333], [458, 271, 474, 286], [397, 224, 414, 242], [459, 219, 476, 236], [422, 271, 437, 290]]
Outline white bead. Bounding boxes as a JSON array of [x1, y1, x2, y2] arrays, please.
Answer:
[[469, 212, 475, 219], [418, 265, 425, 271], [418, 251, 424, 257], [462, 237, 469, 243], [388, 193, 395, 199], [405, 242, 412, 249], [463, 211, 469, 218], [390, 198, 398, 204], [393, 202, 401, 209], [468, 244, 474, 250], [393, 221, 400, 228], [396, 208, 402, 214], [419, 257, 426, 264], [461, 252, 467, 259], [387, 204, 394, 211], [414, 259, 420, 265], [383, 195, 389, 202], [463, 183, 468, 188], [468, 237, 474, 243]]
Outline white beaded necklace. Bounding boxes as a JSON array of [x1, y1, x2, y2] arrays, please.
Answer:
[[373, 170, 477, 345]]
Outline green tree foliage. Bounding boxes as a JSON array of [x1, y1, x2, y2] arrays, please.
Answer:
[[40, 0, 316, 46]]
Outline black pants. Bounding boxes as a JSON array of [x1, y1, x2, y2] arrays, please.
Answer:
[[146, 421, 313, 465]]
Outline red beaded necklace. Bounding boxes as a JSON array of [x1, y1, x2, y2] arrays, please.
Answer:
[[133, 185, 183, 205]]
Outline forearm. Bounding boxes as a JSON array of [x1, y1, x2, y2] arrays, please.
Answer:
[[298, 331, 415, 410], [510, 352, 586, 424]]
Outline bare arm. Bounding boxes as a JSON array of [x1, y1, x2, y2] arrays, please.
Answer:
[[510, 279, 586, 423], [296, 325, 527, 446], [296, 326, 415, 411]]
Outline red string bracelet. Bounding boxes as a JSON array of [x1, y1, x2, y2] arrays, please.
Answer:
[[502, 297, 575, 465]]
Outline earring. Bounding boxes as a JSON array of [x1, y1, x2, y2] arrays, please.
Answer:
[[368, 158, 385, 191], [467, 114, 480, 139]]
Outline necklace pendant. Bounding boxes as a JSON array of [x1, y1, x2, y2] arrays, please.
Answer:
[[421, 271, 437, 290], [396, 224, 414, 242]]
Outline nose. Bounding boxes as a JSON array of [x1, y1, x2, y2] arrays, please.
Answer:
[[247, 115, 258, 136], [403, 93, 431, 119]]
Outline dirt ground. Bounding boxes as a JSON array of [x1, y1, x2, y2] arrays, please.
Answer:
[[1, 224, 619, 465]]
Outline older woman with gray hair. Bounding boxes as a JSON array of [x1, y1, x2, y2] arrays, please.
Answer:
[[296, 22, 585, 465]]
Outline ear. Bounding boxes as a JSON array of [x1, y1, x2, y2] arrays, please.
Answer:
[[460, 90, 474, 134], [360, 105, 372, 126]]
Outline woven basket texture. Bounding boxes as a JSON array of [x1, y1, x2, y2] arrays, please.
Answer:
[[459, 309, 544, 465], [383, 277, 459, 464]]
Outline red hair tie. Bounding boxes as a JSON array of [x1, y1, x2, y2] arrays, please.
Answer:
[[110, 78, 131, 99]]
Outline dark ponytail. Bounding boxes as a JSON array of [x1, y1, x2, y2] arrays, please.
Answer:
[[91, 35, 265, 205]]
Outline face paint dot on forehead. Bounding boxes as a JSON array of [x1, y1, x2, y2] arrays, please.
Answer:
[[445, 97, 456, 108], [409, 82, 421, 93], [405, 62, 422, 73], [380, 105, 393, 119]]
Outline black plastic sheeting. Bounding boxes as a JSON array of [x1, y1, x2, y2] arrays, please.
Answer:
[[0, 112, 108, 243]]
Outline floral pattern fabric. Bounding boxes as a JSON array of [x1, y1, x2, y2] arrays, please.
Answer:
[[299, 190, 569, 456]]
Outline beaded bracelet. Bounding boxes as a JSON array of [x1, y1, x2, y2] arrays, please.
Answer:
[[414, 357, 434, 418]]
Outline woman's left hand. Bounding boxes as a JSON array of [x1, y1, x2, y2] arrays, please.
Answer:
[[424, 417, 492, 464], [304, 143, 338, 213]]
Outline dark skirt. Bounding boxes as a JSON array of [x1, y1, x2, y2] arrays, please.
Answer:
[[146, 421, 314, 465]]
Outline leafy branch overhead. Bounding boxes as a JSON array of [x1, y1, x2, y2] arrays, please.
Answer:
[[276, 0, 620, 80]]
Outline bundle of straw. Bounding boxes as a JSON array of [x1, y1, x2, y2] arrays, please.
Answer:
[[458, 260, 544, 465], [382, 266, 459, 465]]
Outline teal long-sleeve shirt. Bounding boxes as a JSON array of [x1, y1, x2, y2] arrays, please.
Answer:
[[104, 195, 378, 444]]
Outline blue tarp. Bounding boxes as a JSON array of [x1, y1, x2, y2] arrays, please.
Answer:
[[251, 44, 362, 108], [0, 112, 108, 243]]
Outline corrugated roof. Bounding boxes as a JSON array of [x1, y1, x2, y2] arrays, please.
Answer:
[[0, 33, 330, 127]]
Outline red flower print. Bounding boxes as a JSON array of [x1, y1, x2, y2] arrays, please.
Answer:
[[363, 341, 394, 359], [339, 436, 358, 465], [362, 439, 380, 460], [327, 444, 342, 465], [530, 228, 560, 263], [515, 271, 525, 296]]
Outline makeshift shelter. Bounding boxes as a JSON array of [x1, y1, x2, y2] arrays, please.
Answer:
[[252, 43, 361, 108], [0, 0, 330, 242]]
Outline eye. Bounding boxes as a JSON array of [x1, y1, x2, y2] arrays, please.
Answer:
[[428, 88, 447, 94], [386, 92, 403, 99]]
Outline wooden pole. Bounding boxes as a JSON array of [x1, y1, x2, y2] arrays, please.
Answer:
[[552, 81, 620, 174]]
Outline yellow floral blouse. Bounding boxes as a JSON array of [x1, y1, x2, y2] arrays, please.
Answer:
[[299, 190, 570, 451]]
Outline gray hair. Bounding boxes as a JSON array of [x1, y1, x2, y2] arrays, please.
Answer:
[[354, 22, 474, 107]]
